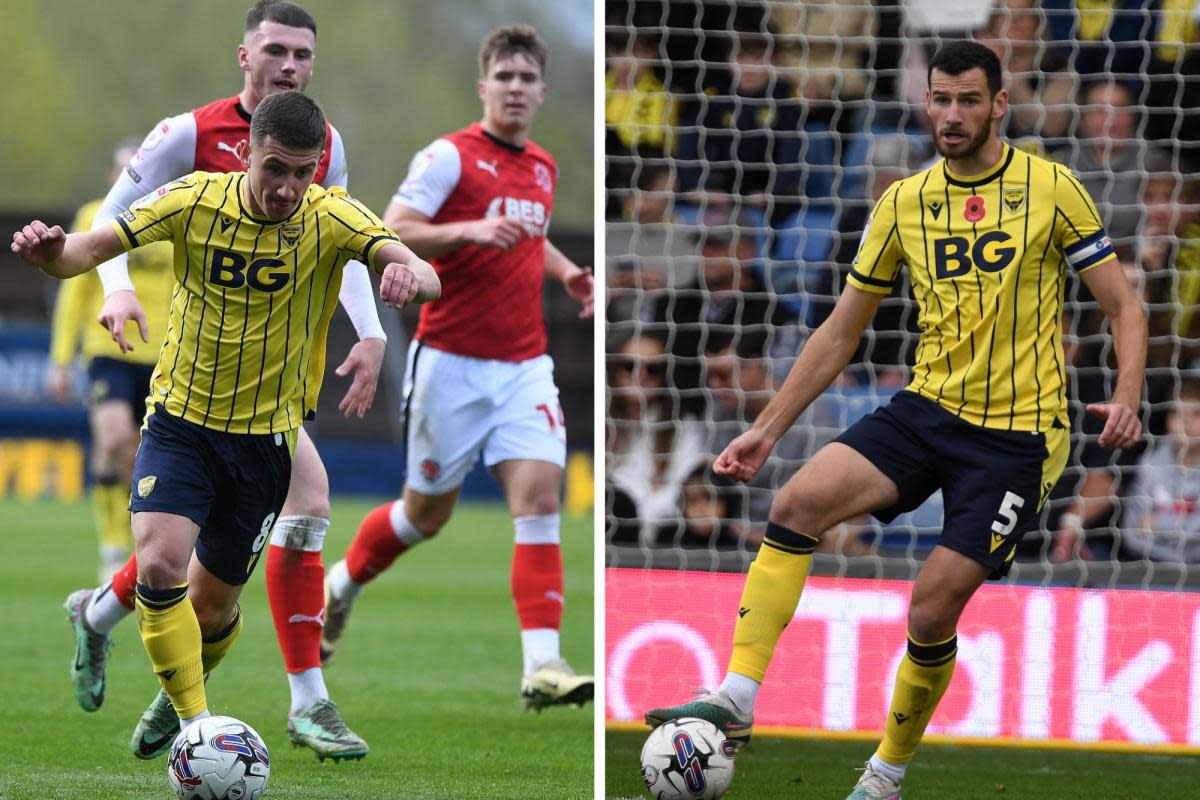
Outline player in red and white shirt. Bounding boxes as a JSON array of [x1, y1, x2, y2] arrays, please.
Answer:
[[321, 25, 595, 710], [64, 1, 373, 761]]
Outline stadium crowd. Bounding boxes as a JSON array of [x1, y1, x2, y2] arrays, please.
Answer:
[[604, 0, 1200, 572]]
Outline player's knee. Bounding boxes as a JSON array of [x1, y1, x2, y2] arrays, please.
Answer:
[[907, 600, 956, 644], [281, 489, 330, 521], [769, 482, 826, 538], [136, 552, 189, 590], [409, 508, 449, 539], [520, 491, 560, 518]]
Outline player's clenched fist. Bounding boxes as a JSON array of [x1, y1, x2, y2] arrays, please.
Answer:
[[379, 262, 419, 308], [713, 427, 778, 483], [11, 220, 66, 267]]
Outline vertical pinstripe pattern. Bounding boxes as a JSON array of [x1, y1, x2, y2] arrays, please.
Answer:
[[842, 145, 1116, 431], [110, 171, 399, 434]]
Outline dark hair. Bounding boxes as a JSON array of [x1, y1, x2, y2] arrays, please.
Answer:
[[928, 40, 1003, 96], [245, 0, 316, 35], [250, 90, 326, 151], [479, 24, 548, 76]]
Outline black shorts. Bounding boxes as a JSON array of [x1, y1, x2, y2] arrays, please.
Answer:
[[834, 391, 1069, 578], [87, 357, 155, 425], [130, 404, 295, 585]]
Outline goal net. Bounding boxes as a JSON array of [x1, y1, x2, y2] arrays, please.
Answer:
[[605, 0, 1200, 750]]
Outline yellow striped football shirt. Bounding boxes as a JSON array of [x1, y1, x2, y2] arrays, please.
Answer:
[[849, 143, 1116, 431], [111, 171, 399, 434]]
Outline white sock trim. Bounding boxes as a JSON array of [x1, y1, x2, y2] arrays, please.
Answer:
[[719, 672, 761, 716], [328, 560, 363, 604], [269, 515, 329, 551], [287, 667, 330, 714], [86, 583, 133, 635], [513, 513, 560, 545], [180, 709, 212, 729], [521, 628, 560, 676], [869, 753, 907, 783], [387, 500, 425, 546]]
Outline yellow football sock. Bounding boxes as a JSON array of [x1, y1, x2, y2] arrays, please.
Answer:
[[876, 633, 958, 765], [727, 522, 819, 682], [94, 479, 132, 552], [201, 605, 243, 673], [135, 583, 207, 719]]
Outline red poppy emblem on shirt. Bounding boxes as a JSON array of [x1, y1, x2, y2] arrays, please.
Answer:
[[964, 195, 986, 222]]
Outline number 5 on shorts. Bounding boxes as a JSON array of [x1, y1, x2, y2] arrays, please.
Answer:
[[990, 491, 1025, 551]]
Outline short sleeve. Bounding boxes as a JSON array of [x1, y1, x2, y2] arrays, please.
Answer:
[[846, 183, 903, 294], [1054, 165, 1116, 273], [110, 174, 200, 251], [390, 138, 461, 218], [326, 192, 401, 271]]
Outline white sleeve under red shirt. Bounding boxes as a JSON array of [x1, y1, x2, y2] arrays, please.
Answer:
[[391, 122, 557, 362]]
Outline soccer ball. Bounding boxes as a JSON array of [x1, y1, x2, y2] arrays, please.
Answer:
[[640, 718, 736, 800], [167, 715, 271, 800]]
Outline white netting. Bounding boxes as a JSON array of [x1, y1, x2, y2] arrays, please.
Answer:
[[604, 0, 1200, 589]]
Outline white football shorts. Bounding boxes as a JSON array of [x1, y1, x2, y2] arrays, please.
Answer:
[[402, 341, 568, 494]]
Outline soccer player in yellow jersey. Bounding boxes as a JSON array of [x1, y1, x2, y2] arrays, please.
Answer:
[[48, 140, 174, 585], [645, 41, 1147, 798], [12, 91, 439, 739]]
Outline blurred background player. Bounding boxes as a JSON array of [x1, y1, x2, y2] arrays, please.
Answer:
[[63, 0, 387, 761], [13, 89, 439, 758], [48, 139, 173, 585], [320, 25, 596, 710]]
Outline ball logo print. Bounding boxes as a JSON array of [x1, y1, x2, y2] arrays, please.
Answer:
[[640, 718, 734, 799], [167, 716, 270, 800]]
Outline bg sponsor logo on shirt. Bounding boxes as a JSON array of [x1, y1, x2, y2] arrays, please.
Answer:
[[486, 196, 550, 238]]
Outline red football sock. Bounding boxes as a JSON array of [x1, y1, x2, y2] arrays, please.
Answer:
[[511, 543, 564, 630], [112, 553, 138, 609], [265, 544, 325, 674], [345, 502, 410, 584]]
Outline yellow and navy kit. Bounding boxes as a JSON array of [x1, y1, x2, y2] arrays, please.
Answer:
[[50, 199, 173, 368], [849, 143, 1115, 432], [111, 171, 399, 434]]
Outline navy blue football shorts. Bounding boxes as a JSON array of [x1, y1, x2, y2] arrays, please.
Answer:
[[130, 404, 295, 585], [87, 356, 155, 425], [834, 391, 1069, 578]]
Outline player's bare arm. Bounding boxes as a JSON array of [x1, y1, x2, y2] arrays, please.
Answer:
[[1079, 258, 1148, 449], [715, 286, 883, 482], [383, 202, 524, 259], [372, 240, 440, 308], [544, 240, 594, 319], [11, 222, 124, 280]]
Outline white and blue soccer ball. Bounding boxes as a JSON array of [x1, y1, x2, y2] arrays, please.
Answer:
[[640, 718, 736, 800], [167, 715, 271, 800]]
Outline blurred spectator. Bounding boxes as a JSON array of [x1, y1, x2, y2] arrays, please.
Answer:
[[606, 28, 678, 218], [1136, 155, 1200, 390], [1054, 377, 1200, 563], [674, 28, 803, 218], [770, 0, 874, 103], [651, 206, 798, 416], [606, 162, 695, 336], [1063, 79, 1166, 248], [1145, 0, 1200, 158], [704, 332, 812, 545], [810, 134, 923, 385], [607, 331, 707, 545], [975, 0, 1077, 143], [654, 463, 748, 550]]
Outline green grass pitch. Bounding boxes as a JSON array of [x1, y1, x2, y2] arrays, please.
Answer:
[[606, 727, 1200, 799], [0, 497, 593, 800]]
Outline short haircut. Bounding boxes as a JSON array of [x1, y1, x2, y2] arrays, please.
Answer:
[[928, 40, 1003, 96], [250, 90, 326, 151], [479, 24, 548, 76], [245, 0, 316, 35]]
